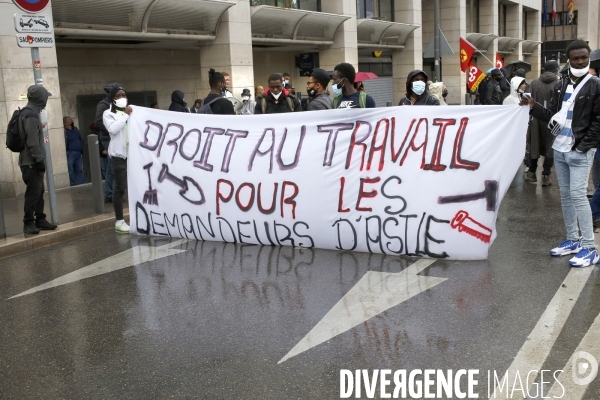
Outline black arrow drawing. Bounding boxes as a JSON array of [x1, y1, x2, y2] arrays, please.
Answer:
[[158, 164, 205, 205], [438, 180, 498, 211]]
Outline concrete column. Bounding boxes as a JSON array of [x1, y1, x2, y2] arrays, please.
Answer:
[[477, 0, 498, 72], [199, 0, 254, 100], [525, 10, 541, 78], [0, 0, 67, 198], [319, 0, 358, 72], [578, 0, 599, 50], [503, 3, 522, 65], [440, 0, 468, 105], [393, 0, 423, 106]]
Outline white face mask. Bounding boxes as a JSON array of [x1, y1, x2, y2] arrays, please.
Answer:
[[283, 80, 289, 86], [272, 91, 282, 100], [114, 98, 127, 108], [570, 62, 590, 78]]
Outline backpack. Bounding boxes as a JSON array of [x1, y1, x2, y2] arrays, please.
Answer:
[[333, 91, 367, 109], [5, 107, 28, 152], [260, 95, 295, 114], [309, 97, 332, 109], [197, 97, 223, 114]]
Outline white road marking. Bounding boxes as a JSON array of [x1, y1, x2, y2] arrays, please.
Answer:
[[489, 266, 594, 399], [278, 259, 445, 364], [545, 311, 600, 399], [8, 239, 189, 299]]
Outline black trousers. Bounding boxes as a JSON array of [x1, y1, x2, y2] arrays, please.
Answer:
[[20, 165, 46, 223], [112, 157, 128, 221], [529, 157, 554, 175]]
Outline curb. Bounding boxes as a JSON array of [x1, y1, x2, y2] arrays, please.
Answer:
[[0, 211, 130, 260]]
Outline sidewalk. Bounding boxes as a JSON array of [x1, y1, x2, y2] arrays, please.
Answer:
[[0, 184, 128, 259]]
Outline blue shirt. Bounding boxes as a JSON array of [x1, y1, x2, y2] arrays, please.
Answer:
[[64, 127, 83, 153], [335, 92, 376, 109]]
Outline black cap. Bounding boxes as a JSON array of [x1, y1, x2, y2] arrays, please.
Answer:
[[241, 88, 251, 96], [544, 60, 560, 72], [490, 68, 502, 75], [310, 68, 331, 87]]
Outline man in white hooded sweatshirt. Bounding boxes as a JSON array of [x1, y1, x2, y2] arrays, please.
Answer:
[[503, 76, 527, 105]]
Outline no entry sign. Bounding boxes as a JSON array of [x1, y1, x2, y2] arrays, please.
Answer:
[[13, 0, 50, 13]]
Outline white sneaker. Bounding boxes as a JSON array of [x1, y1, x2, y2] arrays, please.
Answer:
[[115, 220, 130, 234]]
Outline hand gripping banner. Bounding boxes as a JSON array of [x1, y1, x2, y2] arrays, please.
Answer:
[[127, 105, 529, 260]]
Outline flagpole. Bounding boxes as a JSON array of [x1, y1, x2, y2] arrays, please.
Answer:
[[476, 50, 496, 67]]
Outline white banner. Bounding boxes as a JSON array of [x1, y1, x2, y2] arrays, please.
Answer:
[[127, 105, 529, 260]]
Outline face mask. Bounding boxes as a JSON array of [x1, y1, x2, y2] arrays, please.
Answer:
[[332, 79, 345, 96], [307, 88, 317, 98], [272, 91, 282, 100], [412, 81, 426, 96], [114, 98, 127, 108], [283, 80, 289, 86], [495, 77, 502, 81], [570, 62, 590, 78], [442, 89, 448, 98]]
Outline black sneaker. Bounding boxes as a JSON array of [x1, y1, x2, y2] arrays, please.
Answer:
[[35, 219, 57, 230], [24, 222, 40, 235]]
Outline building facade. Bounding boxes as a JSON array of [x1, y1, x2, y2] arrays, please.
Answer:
[[0, 0, 542, 198]]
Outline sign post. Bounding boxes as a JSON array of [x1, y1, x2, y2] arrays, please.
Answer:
[[13, 0, 58, 224]]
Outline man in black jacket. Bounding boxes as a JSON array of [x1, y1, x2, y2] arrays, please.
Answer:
[[19, 85, 57, 234], [398, 70, 439, 106], [523, 40, 600, 267], [169, 90, 189, 113], [485, 69, 504, 105], [306, 68, 333, 110], [255, 74, 302, 114], [95, 82, 119, 203]]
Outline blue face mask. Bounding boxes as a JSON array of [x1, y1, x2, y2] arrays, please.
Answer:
[[332, 79, 345, 96], [412, 81, 426, 95]]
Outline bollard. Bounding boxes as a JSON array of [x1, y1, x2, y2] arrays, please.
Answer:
[[465, 93, 472, 105], [386, 101, 392, 107], [0, 188, 5, 239], [88, 134, 105, 214]]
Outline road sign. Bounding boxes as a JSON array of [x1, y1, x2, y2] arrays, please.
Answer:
[[14, 13, 53, 33], [16, 33, 54, 48], [13, 0, 49, 13], [423, 29, 454, 58]]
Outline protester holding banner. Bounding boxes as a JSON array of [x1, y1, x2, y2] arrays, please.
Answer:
[[526, 60, 560, 186], [255, 73, 301, 114], [306, 68, 333, 111], [103, 85, 132, 234], [399, 70, 439, 106], [428, 81, 447, 106], [523, 40, 600, 267], [332, 63, 376, 109]]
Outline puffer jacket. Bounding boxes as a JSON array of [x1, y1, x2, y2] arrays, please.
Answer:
[[486, 79, 504, 105], [399, 70, 440, 106], [531, 73, 600, 153]]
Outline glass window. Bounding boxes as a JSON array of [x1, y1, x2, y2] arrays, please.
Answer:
[[358, 0, 392, 20], [250, 0, 320, 11], [298, 0, 320, 11], [378, 0, 393, 21]]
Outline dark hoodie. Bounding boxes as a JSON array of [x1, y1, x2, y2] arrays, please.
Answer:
[[95, 82, 120, 142], [19, 85, 49, 169], [398, 70, 440, 106], [169, 90, 189, 113], [254, 88, 301, 114]]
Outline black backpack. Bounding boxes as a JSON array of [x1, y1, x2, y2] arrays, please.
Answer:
[[5, 107, 28, 152], [197, 97, 222, 114]]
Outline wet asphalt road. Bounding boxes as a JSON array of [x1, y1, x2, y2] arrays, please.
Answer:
[[1, 171, 600, 399]]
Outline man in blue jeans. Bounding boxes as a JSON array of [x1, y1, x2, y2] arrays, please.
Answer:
[[524, 40, 600, 267], [63, 116, 84, 186]]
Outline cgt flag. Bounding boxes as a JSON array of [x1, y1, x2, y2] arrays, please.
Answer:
[[460, 37, 476, 72], [495, 52, 504, 69], [467, 62, 486, 92]]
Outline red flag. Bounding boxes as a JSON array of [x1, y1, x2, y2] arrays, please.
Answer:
[[467, 62, 486, 92], [460, 37, 477, 73], [495, 52, 504, 69], [552, 0, 557, 20]]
